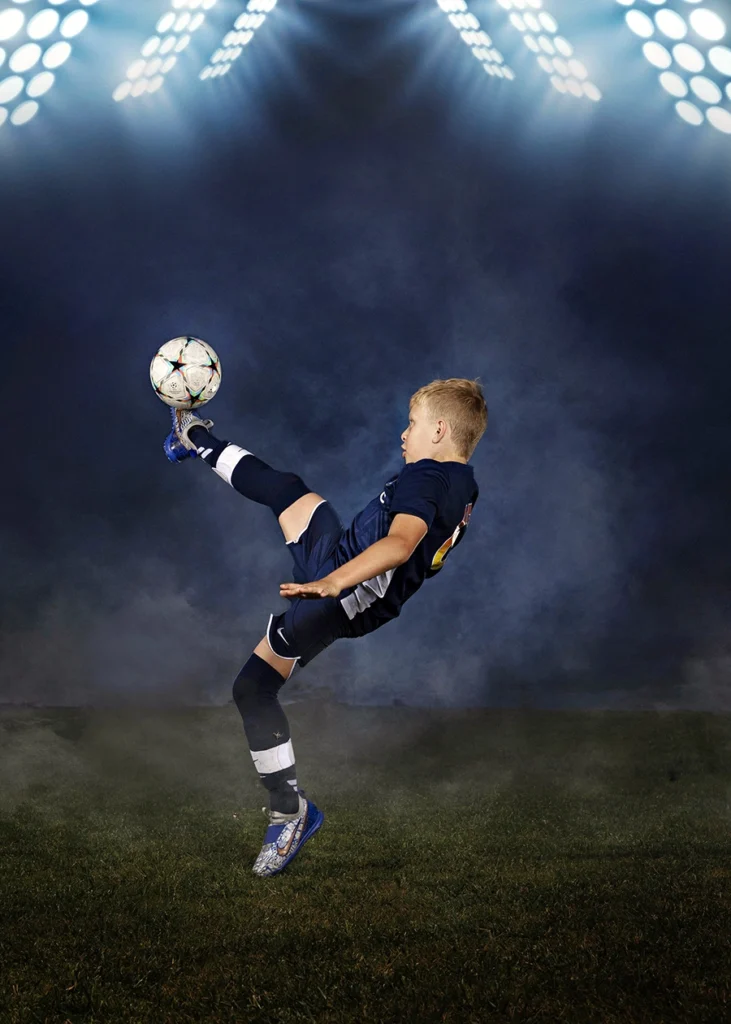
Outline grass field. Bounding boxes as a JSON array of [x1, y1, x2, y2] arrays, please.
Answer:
[[1, 702, 730, 1024]]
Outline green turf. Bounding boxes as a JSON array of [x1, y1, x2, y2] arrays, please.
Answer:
[[1, 704, 730, 1023]]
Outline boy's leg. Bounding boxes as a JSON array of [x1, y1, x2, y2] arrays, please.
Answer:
[[188, 424, 326, 544], [233, 636, 301, 815]]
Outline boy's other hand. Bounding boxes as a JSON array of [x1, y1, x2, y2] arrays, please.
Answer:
[[280, 576, 342, 600]]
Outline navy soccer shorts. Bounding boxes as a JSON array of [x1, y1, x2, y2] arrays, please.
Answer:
[[266, 500, 352, 675]]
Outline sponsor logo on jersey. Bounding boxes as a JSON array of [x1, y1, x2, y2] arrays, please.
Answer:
[[429, 502, 474, 573]]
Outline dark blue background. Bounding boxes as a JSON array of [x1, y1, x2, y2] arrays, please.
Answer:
[[2, 0, 729, 709]]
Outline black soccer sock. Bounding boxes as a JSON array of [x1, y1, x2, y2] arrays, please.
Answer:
[[188, 426, 310, 518], [232, 653, 300, 815]]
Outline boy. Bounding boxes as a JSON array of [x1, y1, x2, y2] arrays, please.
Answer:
[[163, 378, 487, 877]]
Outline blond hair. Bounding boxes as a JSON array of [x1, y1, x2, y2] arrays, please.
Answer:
[[410, 378, 488, 461]]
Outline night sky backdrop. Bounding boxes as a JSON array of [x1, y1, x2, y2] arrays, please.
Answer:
[[2, 0, 730, 710]]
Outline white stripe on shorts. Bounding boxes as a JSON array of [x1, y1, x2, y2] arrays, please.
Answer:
[[287, 498, 327, 545], [213, 444, 253, 486]]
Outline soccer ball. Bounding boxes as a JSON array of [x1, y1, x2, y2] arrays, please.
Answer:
[[150, 336, 222, 409]]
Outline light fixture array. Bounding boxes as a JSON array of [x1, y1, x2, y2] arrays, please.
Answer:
[[113, 0, 217, 102], [0, 0, 98, 130], [436, 0, 514, 83], [199, 0, 277, 82], [619, 0, 731, 134], [494, 0, 602, 102]]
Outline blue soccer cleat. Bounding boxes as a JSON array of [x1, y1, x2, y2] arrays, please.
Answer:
[[163, 407, 214, 463], [252, 790, 324, 877]]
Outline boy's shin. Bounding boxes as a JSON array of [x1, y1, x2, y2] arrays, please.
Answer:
[[232, 653, 300, 815]]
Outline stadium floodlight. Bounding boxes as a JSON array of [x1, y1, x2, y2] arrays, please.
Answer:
[[706, 105, 731, 132], [26, 70, 55, 98], [10, 98, 38, 124], [60, 11, 89, 40], [660, 69, 689, 96], [689, 9, 726, 42], [43, 40, 72, 69], [708, 45, 731, 74], [0, 1, 96, 132], [9, 42, 41, 74], [0, 75, 24, 104], [643, 40, 673, 67], [690, 73, 722, 103], [491, 0, 602, 102], [0, 9, 25, 43], [114, 0, 214, 101], [27, 11, 61, 42], [432, 1, 514, 89], [626, 10, 655, 38], [621, 3, 731, 136], [655, 9, 688, 40], [675, 98, 703, 123], [673, 41, 705, 70], [199, 0, 276, 82]]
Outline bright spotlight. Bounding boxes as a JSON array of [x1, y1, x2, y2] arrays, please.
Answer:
[[675, 99, 703, 124], [27, 11, 60, 42], [0, 75, 24, 104], [42, 41, 72, 69], [141, 37, 160, 58], [689, 9, 726, 43], [582, 82, 602, 101], [0, 9, 25, 43], [708, 45, 731, 74], [26, 71, 55, 98], [60, 11, 89, 40], [626, 11, 655, 38], [655, 10, 688, 41], [672, 42, 705, 71], [112, 81, 132, 102], [10, 99, 38, 125], [690, 74, 722, 103], [659, 70, 688, 97], [707, 106, 731, 133], [643, 41, 672, 68], [9, 42, 41, 73]]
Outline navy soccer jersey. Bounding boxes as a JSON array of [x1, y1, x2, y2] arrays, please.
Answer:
[[335, 459, 478, 638]]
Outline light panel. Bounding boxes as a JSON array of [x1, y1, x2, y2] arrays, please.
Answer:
[[618, 0, 731, 135], [0, 0, 95, 131], [493, 0, 602, 103], [199, 0, 276, 82], [113, 0, 215, 102], [434, 0, 514, 85]]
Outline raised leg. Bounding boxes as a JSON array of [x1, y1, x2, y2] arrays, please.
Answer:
[[276, 492, 327, 545]]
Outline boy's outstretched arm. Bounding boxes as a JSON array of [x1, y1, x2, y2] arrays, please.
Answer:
[[280, 514, 427, 599]]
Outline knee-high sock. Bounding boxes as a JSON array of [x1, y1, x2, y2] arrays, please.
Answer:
[[189, 426, 310, 518], [232, 653, 300, 815]]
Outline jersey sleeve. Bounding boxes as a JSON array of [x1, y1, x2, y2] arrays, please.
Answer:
[[389, 463, 450, 531]]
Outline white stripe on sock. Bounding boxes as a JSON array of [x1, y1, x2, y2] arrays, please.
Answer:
[[213, 444, 253, 486], [250, 738, 295, 776]]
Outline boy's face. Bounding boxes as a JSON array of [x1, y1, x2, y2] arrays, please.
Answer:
[[401, 400, 433, 464]]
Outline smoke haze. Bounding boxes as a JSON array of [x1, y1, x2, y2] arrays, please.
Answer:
[[1, 0, 729, 712]]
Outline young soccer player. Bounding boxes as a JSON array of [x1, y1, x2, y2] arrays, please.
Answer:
[[163, 378, 487, 877]]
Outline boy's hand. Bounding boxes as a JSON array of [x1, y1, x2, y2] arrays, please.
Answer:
[[280, 576, 342, 600]]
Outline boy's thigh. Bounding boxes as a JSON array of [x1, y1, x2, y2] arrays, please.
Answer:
[[265, 587, 349, 674], [285, 501, 346, 584], [277, 492, 328, 544]]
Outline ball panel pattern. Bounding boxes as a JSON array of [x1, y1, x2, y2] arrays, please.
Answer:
[[150, 336, 222, 409]]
